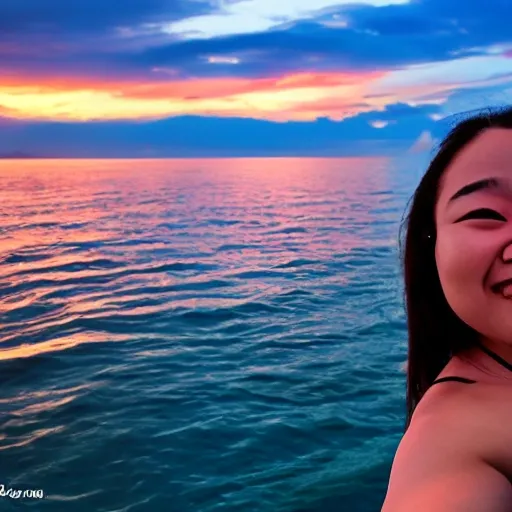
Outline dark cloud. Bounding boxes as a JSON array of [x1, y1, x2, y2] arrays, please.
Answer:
[[0, 103, 441, 157], [0, 0, 209, 34], [0, 0, 214, 77], [133, 0, 512, 77], [1, 0, 511, 89], [342, 0, 512, 45]]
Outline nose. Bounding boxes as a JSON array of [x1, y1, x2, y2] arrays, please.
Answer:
[[503, 241, 512, 263]]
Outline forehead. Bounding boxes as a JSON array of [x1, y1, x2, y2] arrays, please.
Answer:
[[437, 128, 512, 212]]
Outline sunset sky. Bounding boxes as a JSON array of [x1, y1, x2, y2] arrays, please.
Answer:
[[1, 0, 512, 156]]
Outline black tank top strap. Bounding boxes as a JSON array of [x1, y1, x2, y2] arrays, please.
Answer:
[[430, 342, 512, 388], [474, 341, 512, 373], [431, 376, 477, 386]]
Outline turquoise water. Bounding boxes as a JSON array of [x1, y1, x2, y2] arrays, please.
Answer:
[[0, 157, 425, 511]]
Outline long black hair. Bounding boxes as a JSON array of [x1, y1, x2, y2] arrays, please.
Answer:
[[399, 105, 512, 432]]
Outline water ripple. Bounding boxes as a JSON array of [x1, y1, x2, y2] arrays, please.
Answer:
[[0, 157, 416, 512]]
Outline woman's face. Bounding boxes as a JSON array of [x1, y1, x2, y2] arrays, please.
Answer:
[[435, 127, 512, 348]]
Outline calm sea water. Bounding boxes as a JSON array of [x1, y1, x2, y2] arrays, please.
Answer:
[[0, 157, 427, 512]]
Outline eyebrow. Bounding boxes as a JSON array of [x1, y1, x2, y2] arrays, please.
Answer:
[[447, 177, 508, 204]]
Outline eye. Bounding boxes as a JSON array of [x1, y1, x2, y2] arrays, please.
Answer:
[[456, 208, 507, 222]]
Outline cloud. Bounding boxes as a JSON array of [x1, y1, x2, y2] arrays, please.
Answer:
[[0, 0, 211, 70], [134, 5, 512, 81], [409, 130, 437, 153], [163, 0, 410, 39], [371, 54, 512, 91], [0, 102, 439, 157], [0, 70, 390, 122], [435, 80, 512, 118], [207, 56, 241, 64], [364, 54, 512, 109], [344, 0, 512, 44], [370, 120, 390, 128], [0, 0, 208, 34], [3, 52, 512, 124], [137, 20, 470, 75], [2, 0, 512, 82]]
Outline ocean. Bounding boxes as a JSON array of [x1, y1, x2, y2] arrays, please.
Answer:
[[0, 156, 427, 511]]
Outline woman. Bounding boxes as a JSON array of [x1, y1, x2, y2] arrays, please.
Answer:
[[381, 106, 512, 511]]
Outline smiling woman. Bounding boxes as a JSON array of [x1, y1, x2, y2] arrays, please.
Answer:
[[382, 106, 512, 511]]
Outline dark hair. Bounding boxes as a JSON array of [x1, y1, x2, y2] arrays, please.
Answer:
[[399, 105, 512, 432]]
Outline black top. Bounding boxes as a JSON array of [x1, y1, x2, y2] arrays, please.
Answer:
[[431, 341, 512, 387], [430, 376, 477, 386], [474, 340, 512, 372]]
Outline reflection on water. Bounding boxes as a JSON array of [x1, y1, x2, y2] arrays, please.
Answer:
[[0, 157, 401, 360], [0, 157, 422, 511]]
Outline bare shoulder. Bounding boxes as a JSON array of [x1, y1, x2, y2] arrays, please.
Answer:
[[381, 385, 512, 511]]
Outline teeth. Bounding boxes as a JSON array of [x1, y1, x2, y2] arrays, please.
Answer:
[[501, 283, 512, 298]]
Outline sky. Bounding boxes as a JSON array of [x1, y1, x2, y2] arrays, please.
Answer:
[[0, 0, 511, 157]]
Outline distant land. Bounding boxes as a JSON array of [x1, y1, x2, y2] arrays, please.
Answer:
[[0, 151, 43, 159]]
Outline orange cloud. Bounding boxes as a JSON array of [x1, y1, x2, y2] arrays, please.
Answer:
[[0, 70, 390, 122], [5, 63, 495, 122]]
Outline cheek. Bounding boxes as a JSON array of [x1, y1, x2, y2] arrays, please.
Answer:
[[435, 230, 512, 343], [436, 232, 489, 304]]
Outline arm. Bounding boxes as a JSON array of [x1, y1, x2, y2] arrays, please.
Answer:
[[382, 460, 512, 511], [381, 403, 512, 511]]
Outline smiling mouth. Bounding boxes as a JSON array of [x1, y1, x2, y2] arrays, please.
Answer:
[[492, 279, 512, 298]]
